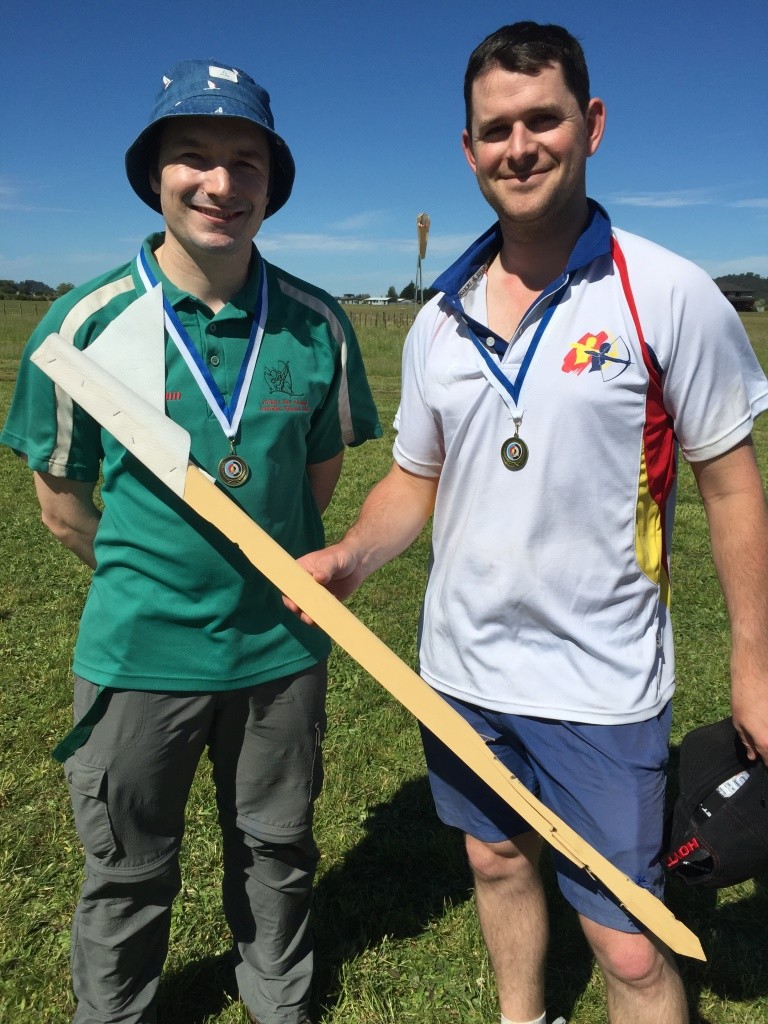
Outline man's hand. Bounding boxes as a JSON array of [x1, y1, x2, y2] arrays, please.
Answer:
[[731, 658, 768, 763], [284, 461, 438, 626], [285, 542, 366, 625]]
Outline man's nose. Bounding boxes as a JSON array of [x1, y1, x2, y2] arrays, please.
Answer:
[[203, 164, 236, 197], [505, 123, 537, 164]]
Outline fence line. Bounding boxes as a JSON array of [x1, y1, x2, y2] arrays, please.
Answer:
[[0, 303, 419, 330], [1, 300, 53, 318], [346, 310, 417, 329]]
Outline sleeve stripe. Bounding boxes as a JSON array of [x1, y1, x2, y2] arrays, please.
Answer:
[[277, 277, 355, 445], [50, 275, 135, 473]]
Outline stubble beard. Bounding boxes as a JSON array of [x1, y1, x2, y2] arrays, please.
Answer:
[[478, 169, 587, 246]]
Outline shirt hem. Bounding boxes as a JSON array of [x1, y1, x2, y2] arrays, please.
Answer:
[[421, 672, 676, 726], [73, 648, 329, 693]]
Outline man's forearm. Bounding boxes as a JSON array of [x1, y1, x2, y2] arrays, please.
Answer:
[[43, 510, 100, 568], [288, 462, 438, 621], [33, 471, 101, 569], [307, 451, 344, 514], [342, 462, 438, 579], [692, 439, 768, 761]]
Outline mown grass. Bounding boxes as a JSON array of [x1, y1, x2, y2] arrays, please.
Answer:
[[1, 308, 767, 1023]]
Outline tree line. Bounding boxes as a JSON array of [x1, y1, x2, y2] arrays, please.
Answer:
[[386, 281, 439, 302], [714, 272, 768, 303], [4, 273, 767, 305], [0, 280, 74, 300]]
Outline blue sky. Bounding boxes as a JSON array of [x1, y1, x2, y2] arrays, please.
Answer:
[[3, 0, 767, 296]]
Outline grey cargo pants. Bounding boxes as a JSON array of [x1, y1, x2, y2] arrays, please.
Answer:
[[65, 666, 327, 1024]]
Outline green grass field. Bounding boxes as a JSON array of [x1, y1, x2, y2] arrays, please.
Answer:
[[1, 307, 767, 1023]]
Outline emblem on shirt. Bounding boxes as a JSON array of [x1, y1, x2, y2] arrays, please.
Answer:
[[260, 360, 309, 413], [561, 331, 631, 381], [264, 360, 304, 398]]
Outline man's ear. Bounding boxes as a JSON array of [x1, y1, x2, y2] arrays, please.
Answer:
[[150, 169, 161, 196], [461, 129, 478, 175], [585, 97, 606, 158]]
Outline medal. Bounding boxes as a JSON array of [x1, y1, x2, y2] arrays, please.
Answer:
[[218, 442, 250, 487], [501, 415, 528, 471], [501, 433, 529, 471]]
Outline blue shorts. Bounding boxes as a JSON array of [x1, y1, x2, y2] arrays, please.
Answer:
[[419, 694, 672, 932]]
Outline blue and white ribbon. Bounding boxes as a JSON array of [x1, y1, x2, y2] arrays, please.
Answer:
[[137, 247, 268, 441]]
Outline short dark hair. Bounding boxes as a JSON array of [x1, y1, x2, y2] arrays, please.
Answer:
[[464, 22, 591, 131]]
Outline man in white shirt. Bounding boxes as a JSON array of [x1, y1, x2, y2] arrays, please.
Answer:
[[287, 21, 768, 1024]]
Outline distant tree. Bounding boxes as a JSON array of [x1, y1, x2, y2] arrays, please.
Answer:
[[55, 282, 75, 296], [714, 273, 768, 303], [399, 281, 416, 301], [17, 279, 54, 297], [386, 285, 398, 302]]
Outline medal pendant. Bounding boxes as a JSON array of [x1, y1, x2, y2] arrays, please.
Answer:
[[501, 434, 529, 471], [218, 452, 250, 487]]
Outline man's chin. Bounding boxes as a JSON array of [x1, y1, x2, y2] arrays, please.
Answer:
[[494, 203, 552, 226], [193, 232, 249, 254]]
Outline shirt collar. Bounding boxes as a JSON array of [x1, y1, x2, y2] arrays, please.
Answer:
[[136, 233, 263, 319], [431, 199, 612, 300]]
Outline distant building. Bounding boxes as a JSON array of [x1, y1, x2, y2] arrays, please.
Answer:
[[720, 287, 755, 312]]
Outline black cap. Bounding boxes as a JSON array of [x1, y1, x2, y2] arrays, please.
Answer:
[[665, 717, 768, 888]]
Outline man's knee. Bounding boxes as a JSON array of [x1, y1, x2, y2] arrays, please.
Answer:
[[81, 858, 182, 898], [224, 825, 320, 891], [581, 917, 674, 988], [465, 831, 542, 883]]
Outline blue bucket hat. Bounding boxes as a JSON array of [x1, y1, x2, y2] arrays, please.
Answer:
[[125, 59, 295, 218]]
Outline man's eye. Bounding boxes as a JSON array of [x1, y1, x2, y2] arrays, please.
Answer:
[[529, 115, 558, 131], [481, 126, 508, 142]]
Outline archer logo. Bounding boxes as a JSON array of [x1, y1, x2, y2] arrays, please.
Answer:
[[562, 330, 631, 381], [264, 360, 304, 397]]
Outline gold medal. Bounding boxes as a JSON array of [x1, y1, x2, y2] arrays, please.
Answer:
[[501, 414, 528, 471], [501, 434, 529, 471], [218, 443, 250, 487]]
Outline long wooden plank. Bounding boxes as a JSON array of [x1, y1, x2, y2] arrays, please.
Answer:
[[183, 466, 705, 960], [31, 332, 706, 960]]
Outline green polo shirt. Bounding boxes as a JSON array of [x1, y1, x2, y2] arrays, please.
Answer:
[[2, 235, 381, 690]]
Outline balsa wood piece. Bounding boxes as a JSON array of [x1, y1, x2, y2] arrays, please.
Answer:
[[32, 333, 190, 496], [84, 285, 166, 413], [31, 331, 706, 962]]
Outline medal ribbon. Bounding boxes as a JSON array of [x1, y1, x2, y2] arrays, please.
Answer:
[[464, 278, 568, 411], [137, 247, 268, 441]]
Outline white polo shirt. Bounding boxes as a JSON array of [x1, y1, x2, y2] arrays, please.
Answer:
[[394, 203, 768, 724]]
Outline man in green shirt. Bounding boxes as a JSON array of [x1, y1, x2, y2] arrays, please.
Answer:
[[1, 59, 380, 1024]]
